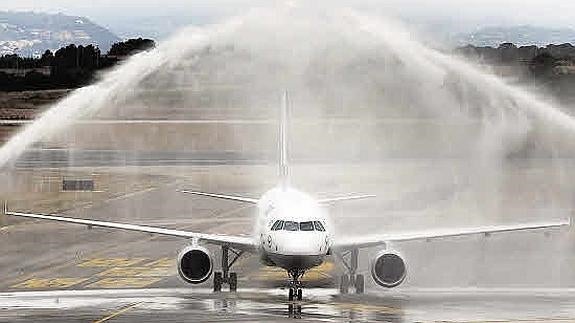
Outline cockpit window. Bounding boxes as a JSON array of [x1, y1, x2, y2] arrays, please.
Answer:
[[271, 220, 284, 231], [283, 221, 299, 231], [314, 221, 326, 232], [300, 221, 314, 231]]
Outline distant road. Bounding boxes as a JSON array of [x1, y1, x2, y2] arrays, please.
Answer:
[[0, 120, 273, 125], [13, 149, 265, 168], [0, 118, 478, 125]]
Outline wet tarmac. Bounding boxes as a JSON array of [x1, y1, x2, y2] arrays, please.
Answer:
[[13, 149, 259, 168], [1, 288, 575, 322], [1, 162, 574, 322]]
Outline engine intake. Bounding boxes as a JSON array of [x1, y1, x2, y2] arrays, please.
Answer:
[[371, 251, 407, 288], [178, 246, 213, 284]]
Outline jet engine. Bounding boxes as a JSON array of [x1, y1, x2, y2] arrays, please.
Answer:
[[177, 246, 213, 284], [371, 251, 407, 288]]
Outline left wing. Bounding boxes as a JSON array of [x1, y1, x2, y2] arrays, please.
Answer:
[[4, 205, 256, 251], [334, 219, 570, 250]]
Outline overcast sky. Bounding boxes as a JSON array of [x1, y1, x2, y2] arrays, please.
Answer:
[[3, 1, 575, 38]]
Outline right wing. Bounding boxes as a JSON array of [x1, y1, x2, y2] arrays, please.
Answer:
[[4, 206, 256, 251], [334, 219, 570, 250], [179, 190, 259, 204]]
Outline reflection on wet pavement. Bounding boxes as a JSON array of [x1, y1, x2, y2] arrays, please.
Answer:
[[1, 288, 575, 322]]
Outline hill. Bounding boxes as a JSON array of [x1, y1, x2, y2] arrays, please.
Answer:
[[0, 11, 120, 57], [455, 25, 575, 47]]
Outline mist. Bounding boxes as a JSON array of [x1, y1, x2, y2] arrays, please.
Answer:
[[1, 5, 574, 288]]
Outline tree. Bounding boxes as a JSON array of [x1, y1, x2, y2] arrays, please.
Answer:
[[530, 52, 557, 78], [0, 37, 156, 91], [54, 44, 79, 70], [107, 38, 156, 57], [40, 50, 54, 66]]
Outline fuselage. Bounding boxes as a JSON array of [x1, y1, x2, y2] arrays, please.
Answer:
[[255, 186, 332, 271]]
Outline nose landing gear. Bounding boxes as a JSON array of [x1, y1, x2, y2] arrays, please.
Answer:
[[287, 269, 304, 301]]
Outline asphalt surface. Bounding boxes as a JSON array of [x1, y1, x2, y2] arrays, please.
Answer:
[[2, 288, 575, 322], [1, 162, 574, 322], [13, 149, 260, 168]]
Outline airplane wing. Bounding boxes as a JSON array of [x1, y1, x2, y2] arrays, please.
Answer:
[[4, 206, 257, 251], [333, 219, 570, 250], [318, 195, 376, 204], [179, 190, 259, 204]]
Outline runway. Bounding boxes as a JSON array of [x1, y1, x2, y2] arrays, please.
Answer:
[[1, 161, 574, 322], [1, 288, 575, 322], [13, 149, 260, 168]]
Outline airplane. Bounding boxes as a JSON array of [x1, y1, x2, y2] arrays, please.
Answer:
[[3, 92, 570, 301]]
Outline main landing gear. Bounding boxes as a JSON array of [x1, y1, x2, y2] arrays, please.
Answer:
[[213, 245, 244, 292], [337, 248, 365, 294], [287, 269, 304, 301]]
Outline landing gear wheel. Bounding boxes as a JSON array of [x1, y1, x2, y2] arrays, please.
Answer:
[[214, 245, 244, 294], [229, 272, 238, 292], [287, 269, 304, 302], [213, 272, 222, 292], [355, 274, 365, 294], [340, 274, 350, 294]]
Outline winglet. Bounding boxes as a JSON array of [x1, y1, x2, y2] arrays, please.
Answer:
[[3, 200, 6, 215]]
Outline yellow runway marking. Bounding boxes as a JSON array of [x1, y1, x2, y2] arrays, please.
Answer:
[[87, 278, 162, 289], [251, 261, 335, 281], [333, 301, 402, 314], [92, 301, 143, 323], [7, 201, 249, 289], [97, 266, 174, 278], [9, 255, 142, 288], [303, 261, 334, 281], [78, 258, 148, 268], [10, 257, 176, 290], [143, 257, 173, 267], [12, 278, 88, 289]]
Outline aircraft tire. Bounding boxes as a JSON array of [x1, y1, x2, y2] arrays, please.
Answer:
[[214, 272, 222, 292], [229, 272, 238, 292], [297, 288, 303, 301], [340, 275, 349, 294], [289, 287, 295, 301], [355, 274, 365, 294]]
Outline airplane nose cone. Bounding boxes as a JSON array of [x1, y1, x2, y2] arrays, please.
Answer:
[[274, 232, 326, 255]]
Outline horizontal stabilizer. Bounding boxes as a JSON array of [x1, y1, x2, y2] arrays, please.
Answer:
[[179, 190, 259, 204], [318, 195, 376, 204]]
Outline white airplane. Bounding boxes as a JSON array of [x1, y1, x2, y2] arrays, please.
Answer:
[[3, 92, 570, 301]]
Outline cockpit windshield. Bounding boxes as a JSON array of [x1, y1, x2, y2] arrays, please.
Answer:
[[271, 220, 284, 231], [283, 221, 299, 231], [314, 221, 325, 232], [271, 220, 326, 232], [300, 221, 314, 231]]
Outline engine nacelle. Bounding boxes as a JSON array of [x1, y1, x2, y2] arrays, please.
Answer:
[[371, 251, 407, 288], [177, 246, 213, 284]]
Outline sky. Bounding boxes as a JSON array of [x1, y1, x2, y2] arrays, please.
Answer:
[[3, 0, 575, 38]]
